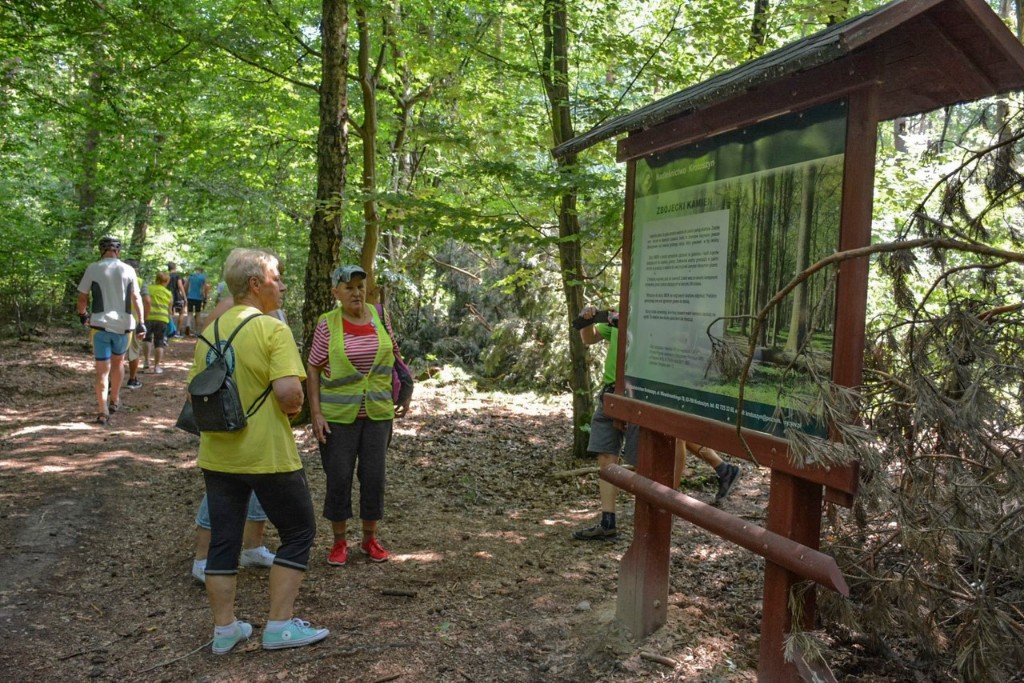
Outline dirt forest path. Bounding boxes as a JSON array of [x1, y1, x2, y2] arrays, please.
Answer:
[[0, 328, 780, 682]]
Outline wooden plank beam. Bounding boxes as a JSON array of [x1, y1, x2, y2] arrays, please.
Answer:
[[759, 471, 824, 682], [603, 394, 860, 498], [617, 57, 880, 162], [602, 464, 849, 595]]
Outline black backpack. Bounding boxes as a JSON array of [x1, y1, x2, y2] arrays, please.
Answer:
[[189, 314, 271, 432]]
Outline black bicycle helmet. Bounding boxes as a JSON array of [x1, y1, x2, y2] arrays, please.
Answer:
[[98, 235, 121, 253]]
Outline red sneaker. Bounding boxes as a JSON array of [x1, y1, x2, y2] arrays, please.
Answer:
[[327, 539, 348, 566], [360, 537, 389, 562]]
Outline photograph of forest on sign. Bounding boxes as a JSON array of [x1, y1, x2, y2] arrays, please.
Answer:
[[624, 100, 847, 438]]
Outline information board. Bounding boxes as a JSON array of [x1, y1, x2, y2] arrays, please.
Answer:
[[624, 100, 848, 438]]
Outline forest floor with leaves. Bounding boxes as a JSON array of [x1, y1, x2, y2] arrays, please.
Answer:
[[0, 328, 906, 682]]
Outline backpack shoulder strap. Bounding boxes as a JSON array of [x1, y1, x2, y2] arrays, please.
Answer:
[[374, 303, 403, 361], [374, 303, 395, 339], [195, 320, 221, 359], [223, 313, 265, 348], [196, 313, 264, 358], [194, 312, 272, 416], [224, 313, 272, 417], [231, 313, 273, 417]]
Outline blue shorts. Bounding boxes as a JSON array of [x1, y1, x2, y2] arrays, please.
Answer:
[[92, 330, 129, 361], [195, 492, 268, 530]]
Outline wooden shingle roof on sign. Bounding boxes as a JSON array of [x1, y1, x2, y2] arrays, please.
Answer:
[[552, 0, 1024, 160]]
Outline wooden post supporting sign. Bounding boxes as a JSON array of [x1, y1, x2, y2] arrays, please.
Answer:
[[614, 428, 675, 636]]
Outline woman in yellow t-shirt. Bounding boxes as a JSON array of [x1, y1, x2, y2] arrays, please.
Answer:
[[186, 248, 328, 655]]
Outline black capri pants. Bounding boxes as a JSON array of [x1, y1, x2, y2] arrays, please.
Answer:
[[202, 468, 317, 575], [319, 418, 392, 522]]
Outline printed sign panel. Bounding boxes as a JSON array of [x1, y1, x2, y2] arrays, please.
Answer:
[[624, 100, 847, 438]]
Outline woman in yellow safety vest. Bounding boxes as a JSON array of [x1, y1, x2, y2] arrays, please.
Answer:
[[307, 264, 410, 567]]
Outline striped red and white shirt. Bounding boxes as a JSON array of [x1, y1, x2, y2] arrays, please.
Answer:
[[309, 309, 397, 418]]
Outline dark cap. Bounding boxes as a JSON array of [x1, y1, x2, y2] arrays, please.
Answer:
[[331, 264, 367, 286]]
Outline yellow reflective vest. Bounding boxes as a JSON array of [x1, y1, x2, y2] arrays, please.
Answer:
[[317, 306, 395, 424]]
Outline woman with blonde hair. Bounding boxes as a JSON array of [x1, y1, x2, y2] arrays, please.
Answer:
[[188, 247, 328, 654]]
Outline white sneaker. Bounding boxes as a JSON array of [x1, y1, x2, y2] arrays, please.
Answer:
[[239, 546, 275, 568], [192, 559, 207, 584], [154, 367, 165, 375]]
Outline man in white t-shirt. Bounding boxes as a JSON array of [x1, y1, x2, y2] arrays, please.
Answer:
[[76, 236, 146, 425]]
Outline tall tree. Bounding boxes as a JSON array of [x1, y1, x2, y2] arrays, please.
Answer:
[[72, 64, 103, 279], [749, 0, 770, 54], [542, 0, 591, 459], [301, 0, 350, 354], [354, 0, 385, 302]]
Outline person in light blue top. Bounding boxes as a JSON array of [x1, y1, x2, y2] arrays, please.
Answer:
[[185, 266, 210, 334]]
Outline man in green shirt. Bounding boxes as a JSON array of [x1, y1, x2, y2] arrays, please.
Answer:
[[571, 305, 639, 540], [571, 306, 742, 541]]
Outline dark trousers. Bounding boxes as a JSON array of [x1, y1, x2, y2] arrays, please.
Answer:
[[202, 468, 316, 574], [319, 419, 392, 522]]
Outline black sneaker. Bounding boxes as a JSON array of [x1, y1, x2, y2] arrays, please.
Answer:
[[714, 464, 742, 504], [572, 524, 617, 541], [126, 378, 142, 389]]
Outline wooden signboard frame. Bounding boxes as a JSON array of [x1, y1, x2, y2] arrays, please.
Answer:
[[550, 2, 1024, 680], [605, 87, 873, 682]]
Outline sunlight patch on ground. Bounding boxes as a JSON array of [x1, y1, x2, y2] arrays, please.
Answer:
[[96, 449, 172, 466], [392, 551, 444, 563], [8, 423, 94, 437], [473, 551, 494, 560], [476, 530, 527, 544], [687, 542, 737, 563], [415, 381, 571, 418], [0, 449, 171, 474], [541, 508, 598, 526]]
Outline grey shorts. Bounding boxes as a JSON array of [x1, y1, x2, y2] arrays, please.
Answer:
[[126, 332, 141, 362], [587, 387, 638, 465]]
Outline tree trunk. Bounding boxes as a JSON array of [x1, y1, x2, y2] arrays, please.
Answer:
[[301, 0, 350, 358], [749, 0, 770, 55], [128, 135, 165, 258], [542, 0, 591, 461], [356, 3, 383, 303], [754, 175, 776, 348], [130, 196, 154, 257], [990, 1, 1017, 194], [383, 18, 434, 275]]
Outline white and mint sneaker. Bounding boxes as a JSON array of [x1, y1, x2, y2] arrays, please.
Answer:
[[239, 546, 275, 568], [262, 618, 329, 650], [212, 620, 253, 655]]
